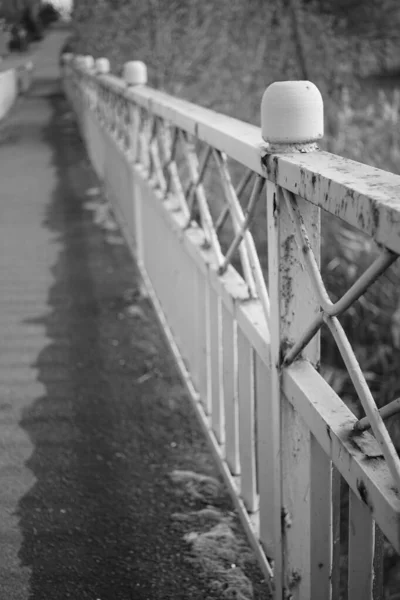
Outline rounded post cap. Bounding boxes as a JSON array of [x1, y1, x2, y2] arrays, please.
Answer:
[[261, 81, 323, 144], [123, 61, 147, 86], [74, 54, 85, 67], [62, 52, 73, 64], [83, 55, 95, 70], [95, 58, 110, 75]]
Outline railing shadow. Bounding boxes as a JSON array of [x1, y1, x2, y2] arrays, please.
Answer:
[[14, 87, 270, 599], [15, 89, 132, 597], [14, 90, 194, 599]]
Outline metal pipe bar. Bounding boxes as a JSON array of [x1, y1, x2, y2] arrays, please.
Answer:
[[328, 249, 398, 316], [149, 140, 167, 192], [179, 133, 224, 264], [186, 145, 212, 220], [213, 149, 258, 297], [213, 150, 270, 318], [218, 175, 265, 275], [282, 188, 398, 317], [355, 398, 400, 433], [324, 314, 400, 490], [156, 126, 189, 217], [142, 112, 153, 173], [282, 312, 324, 368], [215, 169, 254, 234], [282, 188, 334, 306]]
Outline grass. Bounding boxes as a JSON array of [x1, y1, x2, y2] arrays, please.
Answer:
[[170, 470, 270, 600]]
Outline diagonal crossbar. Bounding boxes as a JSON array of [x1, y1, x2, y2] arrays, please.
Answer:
[[325, 314, 400, 490], [277, 187, 400, 489], [213, 150, 270, 318], [215, 169, 254, 234], [184, 144, 212, 224], [356, 397, 400, 432], [148, 118, 167, 191], [161, 126, 179, 199], [282, 189, 397, 368], [218, 175, 265, 276], [178, 131, 224, 263], [213, 150, 258, 297]]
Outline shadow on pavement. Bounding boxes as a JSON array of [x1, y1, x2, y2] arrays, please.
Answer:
[[16, 88, 225, 600]]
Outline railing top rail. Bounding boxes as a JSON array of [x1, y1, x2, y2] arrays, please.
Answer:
[[71, 58, 400, 254]]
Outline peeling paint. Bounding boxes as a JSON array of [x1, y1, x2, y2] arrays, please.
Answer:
[[311, 174, 316, 187], [262, 154, 279, 182], [281, 507, 292, 529], [288, 569, 302, 589], [370, 200, 380, 233], [357, 478, 374, 512], [281, 235, 295, 322]]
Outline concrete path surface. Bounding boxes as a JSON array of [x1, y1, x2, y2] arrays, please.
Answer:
[[0, 30, 268, 600]]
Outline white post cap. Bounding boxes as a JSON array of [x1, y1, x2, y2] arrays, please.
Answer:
[[123, 61, 147, 86], [74, 54, 84, 67], [261, 81, 323, 144], [62, 52, 73, 64], [96, 58, 110, 75], [83, 55, 95, 70]]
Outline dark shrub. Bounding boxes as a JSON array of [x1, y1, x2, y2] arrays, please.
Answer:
[[8, 24, 29, 52], [39, 3, 60, 28], [21, 7, 43, 42]]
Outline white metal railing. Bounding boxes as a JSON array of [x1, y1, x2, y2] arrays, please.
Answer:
[[62, 52, 400, 600]]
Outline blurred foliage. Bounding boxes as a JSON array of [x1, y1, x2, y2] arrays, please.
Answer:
[[39, 3, 60, 27], [0, 0, 41, 21]]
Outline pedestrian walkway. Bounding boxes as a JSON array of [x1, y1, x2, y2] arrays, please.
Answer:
[[0, 30, 268, 600]]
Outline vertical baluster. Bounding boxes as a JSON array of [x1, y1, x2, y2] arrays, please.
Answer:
[[210, 286, 223, 437], [310, 436, 333, 598], [254, 352, 274, 556], [348, 489, 374, 599], [222, 302, 239, 474], [123, 61, 148, 252], [331, 467, 341, 600], [196, 269, 210, 412], [373, 526, 384, 600], [237, 326, 257, 513]]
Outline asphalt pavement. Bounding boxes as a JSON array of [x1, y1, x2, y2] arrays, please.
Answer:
[[0, 30, 269, 600]]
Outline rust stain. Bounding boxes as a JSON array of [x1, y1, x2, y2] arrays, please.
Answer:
[[262, 154, 279, 182], [311, 174, 317, 187], [370, 199, 380, 233], [357, 478, 374, 512], [273, 191, 278, 225], [357, 211, 365, 229]]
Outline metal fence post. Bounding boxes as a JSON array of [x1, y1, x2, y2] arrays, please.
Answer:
[[262, 81, 331, 599], [123, 60, 147, 164], [95, 58, 110, 75], [123, 61, 148, 261]]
